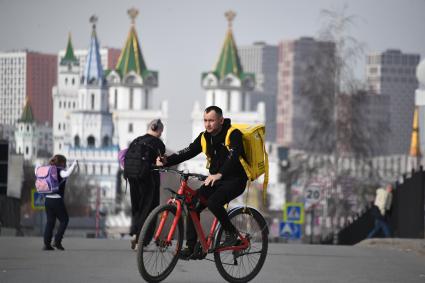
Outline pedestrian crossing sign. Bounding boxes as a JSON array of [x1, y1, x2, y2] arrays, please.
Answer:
[[279, 221, 302, 239], [283, 202, 304, 224], [31, 188, 45, 210]]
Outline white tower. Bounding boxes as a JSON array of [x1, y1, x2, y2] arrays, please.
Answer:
[[65, 15, 120, 213], [14, 99, 39, 160], [106, 8, 167, 149], [182, 11, 265, 175], [52, 33, 80, 154], [194, 11, 264, 141]]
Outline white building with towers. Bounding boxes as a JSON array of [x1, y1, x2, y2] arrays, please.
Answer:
[[106, 8, 167, 149], [52, 9, 167, 213]]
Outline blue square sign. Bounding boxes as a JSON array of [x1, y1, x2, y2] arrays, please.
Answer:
[[31, 188, 45, 210], [279, 221, 302, 239]]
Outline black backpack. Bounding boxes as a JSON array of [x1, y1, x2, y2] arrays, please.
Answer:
[[123, 136, 155, 180]]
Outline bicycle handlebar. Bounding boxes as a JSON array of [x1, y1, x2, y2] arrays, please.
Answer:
[[152, 166, 207, 181]]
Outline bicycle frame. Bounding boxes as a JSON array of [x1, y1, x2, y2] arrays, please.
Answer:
[[153, 172, 249, 254]]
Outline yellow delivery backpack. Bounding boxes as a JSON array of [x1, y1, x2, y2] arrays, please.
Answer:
[[201, 124, 269, 203]]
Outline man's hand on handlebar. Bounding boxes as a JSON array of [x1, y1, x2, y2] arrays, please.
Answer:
[[156, 155, 168, 167]]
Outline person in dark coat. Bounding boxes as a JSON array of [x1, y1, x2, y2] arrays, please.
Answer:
[[129, 119, 165, 250]]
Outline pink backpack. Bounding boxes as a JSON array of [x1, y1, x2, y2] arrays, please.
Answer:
[[35, 165, 63, 194]]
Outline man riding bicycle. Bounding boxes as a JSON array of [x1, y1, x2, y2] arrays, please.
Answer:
[[156, 105, 247, 259]]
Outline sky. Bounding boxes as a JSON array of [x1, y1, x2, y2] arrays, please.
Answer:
[[1, 0, 425, 151]]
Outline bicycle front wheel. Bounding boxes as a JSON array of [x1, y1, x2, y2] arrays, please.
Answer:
[[214, 207, 269, 283], [137, 204, 184, 283]]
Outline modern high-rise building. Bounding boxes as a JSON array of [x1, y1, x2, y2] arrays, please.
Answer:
[[367, 49, 420, 154], [277, 37, 336, 152], [0, 51, 57, 137], [238, 42, 278, 142]]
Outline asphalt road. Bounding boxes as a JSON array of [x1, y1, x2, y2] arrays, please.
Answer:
[[0, 237, 424, 283]]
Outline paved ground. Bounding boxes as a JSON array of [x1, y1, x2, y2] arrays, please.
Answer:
[[356, 238, 425, 257], [0, 236, 424, 283]]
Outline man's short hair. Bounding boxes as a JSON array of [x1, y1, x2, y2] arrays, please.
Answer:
[[205, 106, 223, 118]]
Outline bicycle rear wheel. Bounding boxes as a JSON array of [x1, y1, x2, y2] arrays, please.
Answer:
[[137, 204, 183, 283], [214, 207, 268, 283]]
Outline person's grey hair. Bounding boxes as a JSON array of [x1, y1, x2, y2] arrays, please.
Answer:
[[148, 119, 164, 132]]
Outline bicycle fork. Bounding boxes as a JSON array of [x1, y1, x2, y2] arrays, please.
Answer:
[[154, 200, 183, 245]]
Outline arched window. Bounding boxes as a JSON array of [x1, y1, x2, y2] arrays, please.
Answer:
[[87, 135, 95, 147], [72, 78, 75, 85], [144, 89, 149, 109], [91, 93, 95, 110], [129, 88, 134, 110], [102, 135, 109, 147], [74, 135, 80, 147], [227, 91, 232, 111], [114, 89, 118, 109], [25, 146, 29, 155]]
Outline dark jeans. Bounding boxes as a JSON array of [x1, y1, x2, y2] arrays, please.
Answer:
[[44, 197, 69, 246], [185, 177, 246, 247], [129, 175, 159, 238], [367, 218, 391, 238]]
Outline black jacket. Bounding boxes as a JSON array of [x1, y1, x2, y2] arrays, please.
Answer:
[[167, 119, 247, 180]]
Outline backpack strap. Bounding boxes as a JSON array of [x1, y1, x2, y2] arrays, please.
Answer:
[[259, 133, 269, 204], [200, 133, 211, 169]]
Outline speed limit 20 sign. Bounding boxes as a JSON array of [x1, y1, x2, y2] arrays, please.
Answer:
[[305, 184, 321, 205]]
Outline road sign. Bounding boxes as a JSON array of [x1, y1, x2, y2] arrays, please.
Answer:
[[279, 221, 302, 239], [31, 188, 45, 210], [305, 183, 322, 209], [283, 202, 304, 224]]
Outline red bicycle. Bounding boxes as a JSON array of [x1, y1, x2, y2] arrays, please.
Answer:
[[137, 168, 269, 283]]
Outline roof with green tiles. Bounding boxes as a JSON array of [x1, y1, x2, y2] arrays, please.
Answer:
[[114, 25, 156, 80], [203, 19, 254, 84], [18, 99, 34, 123], [214, 29, 244, 79], [60, 33, 79, 66]]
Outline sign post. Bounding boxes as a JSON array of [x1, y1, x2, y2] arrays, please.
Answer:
[[281, 202, 304, 240]]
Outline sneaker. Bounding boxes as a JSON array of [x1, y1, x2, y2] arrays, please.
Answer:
[[130, 235, 137, 250], [219, 231, 239, 248], [179, 246, 194, 260], [53, 242, 65, 251], [42, 245, 54, 251]]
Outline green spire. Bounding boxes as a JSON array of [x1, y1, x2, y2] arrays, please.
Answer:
[[19, 98, 34, 123], [115, 25, 148, 77], [60, 33, 79, 66], [203, 11, 254, 83], [114, 8, 157, 82], [214, 27, 244, 79]]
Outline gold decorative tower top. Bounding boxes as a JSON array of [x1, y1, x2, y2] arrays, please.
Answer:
[[128, 7, 139, 25], [225, 10, 236, 29]]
